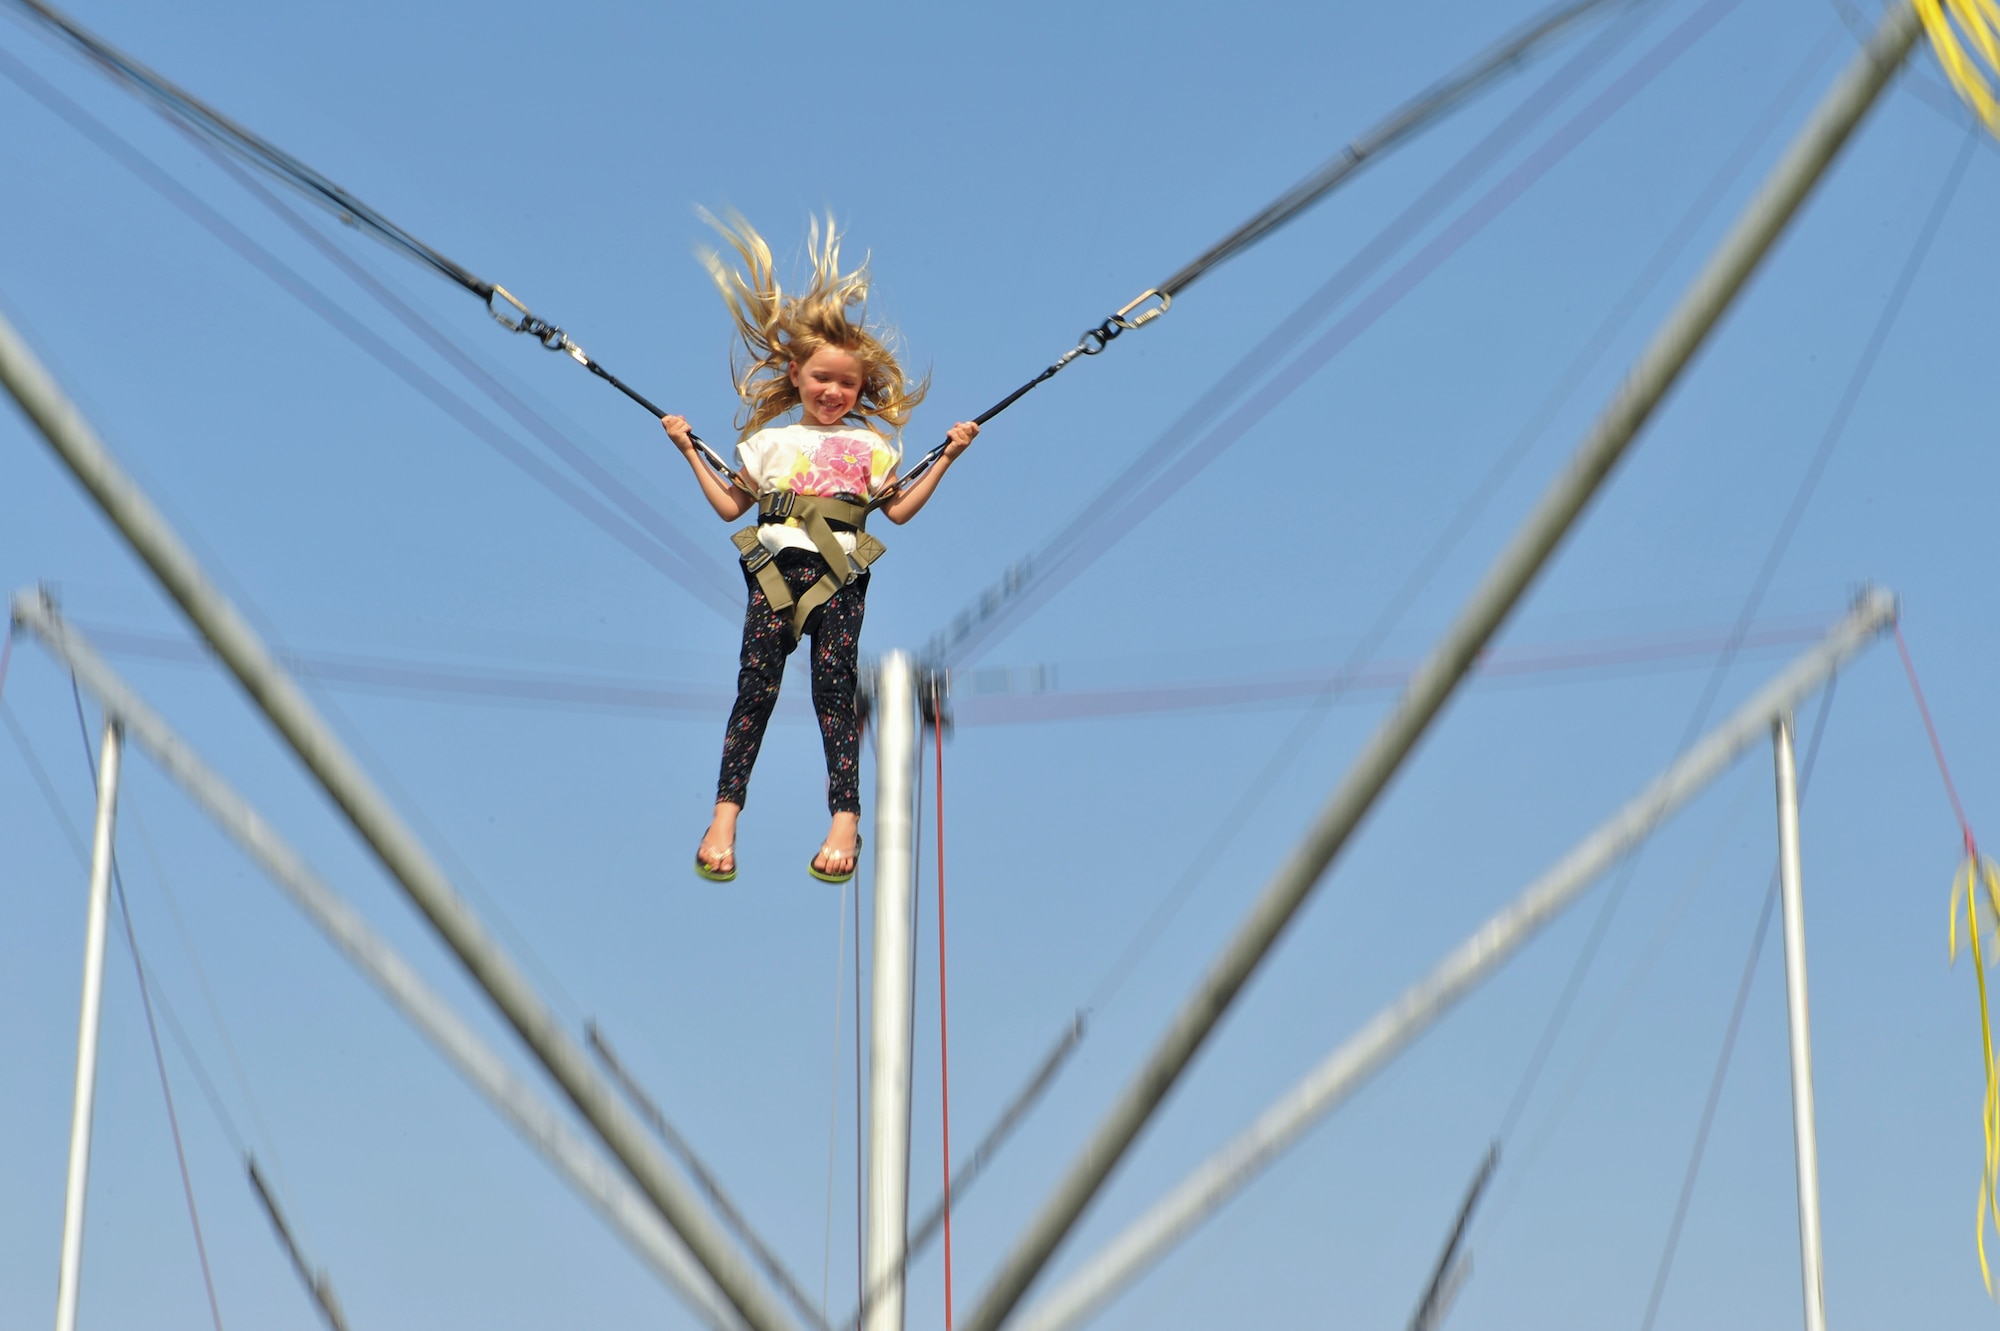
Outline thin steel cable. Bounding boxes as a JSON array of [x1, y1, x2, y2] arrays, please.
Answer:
[[1635, 675, 1835, 1331], [1895, 623, 1975, 843], [586, 1023, 831, 1331], [110, 881, 228, 1331], [9, 685, 262, 1164], [70, 679, 227, 1331], [0, 43, 736, 616], [1482, 789, 1759, 1226], [1496, 107, 1977, 1151], [1638, 877, 1781, 1330], [3, 697, 87, 856], [130, 812, 292, 1191]]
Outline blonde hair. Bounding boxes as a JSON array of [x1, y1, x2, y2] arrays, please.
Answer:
[[698, 210, 928, 440]]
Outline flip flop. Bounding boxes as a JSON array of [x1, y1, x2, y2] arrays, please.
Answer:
[[693, 843, 736, 883], [808, 835, 863, 884]]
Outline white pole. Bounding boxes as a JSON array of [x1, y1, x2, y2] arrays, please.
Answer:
[[1015, 592, 1892, 1331], [866, 653, 919, 1331], [53, 718, 122, 1331], [12, 595, 742, 1331], [1773, 715, 1827, 1331]]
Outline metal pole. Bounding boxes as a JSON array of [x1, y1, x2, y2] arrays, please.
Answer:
[[1773, 715, 1828, 1331], [866, 652, 919, 1331], [0, 311, 797, 1331], [1014, 592, 1893, 1331], [53, 717, 122, 1331], [961, 7, 1920, 1326], [12, 594, 742, 1331]]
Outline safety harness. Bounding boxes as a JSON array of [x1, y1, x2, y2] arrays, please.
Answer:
[[731, 490, 886, 639]]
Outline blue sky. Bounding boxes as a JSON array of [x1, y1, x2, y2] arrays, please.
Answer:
[[4, 1, 1999, 1328]]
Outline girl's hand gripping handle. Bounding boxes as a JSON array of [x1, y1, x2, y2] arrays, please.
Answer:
[[662, 415, 754, 521]]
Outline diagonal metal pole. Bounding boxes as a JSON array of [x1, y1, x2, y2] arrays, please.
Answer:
[[0, 322, 800, 1331], [1012, 592, 1893, 1331], [960, 7, 1922, 1328], [13, 593, 742, 1331]]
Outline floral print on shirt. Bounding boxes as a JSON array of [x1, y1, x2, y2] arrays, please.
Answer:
[[782, 433, 893, 497]]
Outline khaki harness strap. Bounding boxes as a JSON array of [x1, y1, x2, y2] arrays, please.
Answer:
[[759, 491, 870, 581], [733, 491, 887, 639]]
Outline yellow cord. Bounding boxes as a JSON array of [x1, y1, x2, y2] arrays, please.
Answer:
[[1917, 0, 2000, 136], [1949, 853, 2000, 1295]]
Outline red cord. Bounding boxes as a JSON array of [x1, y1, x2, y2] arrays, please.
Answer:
[[935, 719, 955, 1330], [1895, 622, 1977, 859]]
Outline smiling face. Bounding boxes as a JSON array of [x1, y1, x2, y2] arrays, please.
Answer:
[[789, 347, 867, 427]]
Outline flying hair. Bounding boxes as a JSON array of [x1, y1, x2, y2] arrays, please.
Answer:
[[697, 210, 929, 440]]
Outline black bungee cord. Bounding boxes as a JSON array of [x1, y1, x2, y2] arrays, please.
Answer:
[[5, 0, 1634, 498]]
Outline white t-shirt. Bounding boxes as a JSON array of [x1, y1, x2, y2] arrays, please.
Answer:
[[735, 421, 900, 566]]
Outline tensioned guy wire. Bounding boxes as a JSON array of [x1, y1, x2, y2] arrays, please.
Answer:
[[1637, 682, 1838, 1331], [68, 680, 227, 1331]]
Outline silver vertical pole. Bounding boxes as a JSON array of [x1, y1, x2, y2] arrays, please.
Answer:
[[866, 652, 918, 1331], [1773, 715, 1827, 1331], [54, 718, 122, 1331]]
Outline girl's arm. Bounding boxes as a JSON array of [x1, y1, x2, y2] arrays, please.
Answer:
[[877, 420, 978, 525], [662, 415, 756, 521]]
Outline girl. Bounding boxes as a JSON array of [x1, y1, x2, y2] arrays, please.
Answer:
[[661, 215, 977, 884]]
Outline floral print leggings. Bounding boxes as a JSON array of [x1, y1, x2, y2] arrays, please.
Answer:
[[715, 549, 869, 814]]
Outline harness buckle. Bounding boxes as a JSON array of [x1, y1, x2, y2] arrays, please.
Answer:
[[741, 544, 774, 574], [763, 491, 797, 522]]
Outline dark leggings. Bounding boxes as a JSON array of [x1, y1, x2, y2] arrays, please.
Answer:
[[715, 549, 868, 815]]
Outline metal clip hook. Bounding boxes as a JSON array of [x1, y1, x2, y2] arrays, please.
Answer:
[[1076, 321, 1123, 356], [486, 285, 532, 332], [1113, 288, 1172, 329]]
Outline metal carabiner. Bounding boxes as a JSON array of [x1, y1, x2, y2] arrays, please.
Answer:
[[1113, 288, 1172, 329], [1076, 320, 1124, 356], [486, 285, 532, 332]]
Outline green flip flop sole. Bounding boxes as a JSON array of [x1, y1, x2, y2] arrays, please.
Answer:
[[808, 835, 863, 884]]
